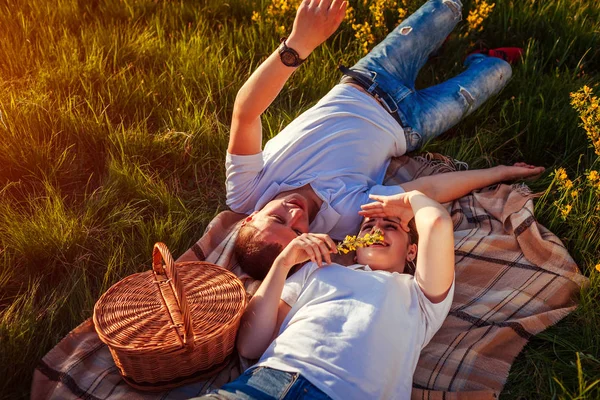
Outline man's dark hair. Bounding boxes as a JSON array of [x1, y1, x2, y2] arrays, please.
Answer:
[[234, 223, 284, 280]]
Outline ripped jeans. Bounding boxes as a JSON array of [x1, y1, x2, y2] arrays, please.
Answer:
[[347, 0, 512, 151]]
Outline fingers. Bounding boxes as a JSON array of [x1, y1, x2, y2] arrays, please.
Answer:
[[297, 235, 319, 265], [300, 234, 336, 266], [361, 201, 383, 211], [317, 0, 334, 11], [513, 162, 545, 171], [358, 209, 386, 217]]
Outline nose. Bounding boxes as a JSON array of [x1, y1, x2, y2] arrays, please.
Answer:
[[288, 207, 303, 225], [371, 219, 385, 232]]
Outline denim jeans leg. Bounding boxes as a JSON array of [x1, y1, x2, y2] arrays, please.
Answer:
[[398, 54, 512, 150], [191, 367, 299, 400], [349, 0, 463, 100]]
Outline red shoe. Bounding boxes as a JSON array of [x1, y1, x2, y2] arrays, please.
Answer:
[[469, 47, 524, 64]]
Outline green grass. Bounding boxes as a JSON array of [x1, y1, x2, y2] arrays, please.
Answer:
[[0, 0, 599, 398]]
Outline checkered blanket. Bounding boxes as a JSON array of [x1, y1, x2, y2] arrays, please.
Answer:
[[31, 155, 588, 399]]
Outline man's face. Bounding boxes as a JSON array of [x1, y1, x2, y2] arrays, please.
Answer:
[[356, 216, 413, 272], [245, 193, 312, 249]]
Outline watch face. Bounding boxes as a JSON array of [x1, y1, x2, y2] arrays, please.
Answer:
[[280, 49, 298, 66]]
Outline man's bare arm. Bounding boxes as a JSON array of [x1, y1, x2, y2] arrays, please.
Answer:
[[228, 0, 348, 155], [400, 163, 545, 204]]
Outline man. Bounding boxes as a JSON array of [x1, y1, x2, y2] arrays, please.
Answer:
[[227, 0, 541, 279]]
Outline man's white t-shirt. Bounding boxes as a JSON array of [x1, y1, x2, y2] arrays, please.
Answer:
[[256, 263, 455, 400], [226, 84, 407, 239]]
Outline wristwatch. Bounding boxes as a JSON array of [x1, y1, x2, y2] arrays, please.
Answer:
[[278, 38, 306, 67]]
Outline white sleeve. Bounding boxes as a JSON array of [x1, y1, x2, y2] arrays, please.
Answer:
[[281, 263, 319, 307], [415, 276, 455, 349], [368, 184, 405, 197], [225, 152, 265, 213]]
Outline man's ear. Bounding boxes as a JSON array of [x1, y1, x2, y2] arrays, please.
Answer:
[[406, 243, 418, 262], [241, 211, 257, 226]]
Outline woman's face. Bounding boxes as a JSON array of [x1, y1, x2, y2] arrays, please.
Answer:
[[355, 217, 415, 273]]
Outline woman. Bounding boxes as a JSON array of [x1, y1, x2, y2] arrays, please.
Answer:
[[197, 189, 454, 400]]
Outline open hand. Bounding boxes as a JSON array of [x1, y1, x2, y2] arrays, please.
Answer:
[[286, 0, 348, 58], [274, 233, 337, 269], [359, 192, 419, 232], [502, 163, 545, 181]]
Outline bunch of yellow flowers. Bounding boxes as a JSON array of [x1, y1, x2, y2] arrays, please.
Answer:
[[464, 0, 495, 37], [552, 167, 579, 219], [337, 229, 385, 254], [252, 0, 302, 36], [549, 86, 600, 221], [570, 85, 600, 157], [346, 0, 410, 55]]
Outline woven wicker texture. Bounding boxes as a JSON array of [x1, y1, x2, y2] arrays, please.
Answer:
[[93, 243, 247, 389]]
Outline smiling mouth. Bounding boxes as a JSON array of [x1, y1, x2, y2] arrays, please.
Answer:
[[368, 243, 389, 248]]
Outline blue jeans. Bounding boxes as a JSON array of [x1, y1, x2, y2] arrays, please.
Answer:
[[192, 366, 332, 400], [348, 0, 512, 151]]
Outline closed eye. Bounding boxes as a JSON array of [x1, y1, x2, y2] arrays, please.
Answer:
[[360, 223, 374, 232], [271, 215, 285, 224]]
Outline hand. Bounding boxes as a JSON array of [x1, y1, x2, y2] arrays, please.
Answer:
[[359, 191, 423, 232], [286, 0, 348, 59], [501, 163, 545, 181], [274, 233, 338, 269]]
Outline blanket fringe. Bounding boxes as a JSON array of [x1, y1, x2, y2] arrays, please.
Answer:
[[413, 153, 469, 174]]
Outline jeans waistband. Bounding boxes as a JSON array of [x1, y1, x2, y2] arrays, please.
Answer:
[[339, 65, 406, 128]]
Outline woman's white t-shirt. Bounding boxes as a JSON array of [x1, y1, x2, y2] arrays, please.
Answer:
[[256, 263, 454, 400], [225, 84, 407, 239]]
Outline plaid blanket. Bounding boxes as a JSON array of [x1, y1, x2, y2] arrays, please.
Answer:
[[31, 155, 588, 400]]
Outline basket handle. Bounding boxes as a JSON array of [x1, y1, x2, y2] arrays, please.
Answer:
[[152, 242, 194, 348]]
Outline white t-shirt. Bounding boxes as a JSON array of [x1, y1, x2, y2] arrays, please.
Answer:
[[257, 263, 454, 400], [226, 84, 407, 239]]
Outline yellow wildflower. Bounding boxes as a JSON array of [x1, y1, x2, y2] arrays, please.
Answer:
[[563, 179, 574, 190], [560, 204, 572, 219], [251, 11, 261, 22], [352, 22, 375, 55], [555, 167, 568, 182], [571, 190, 579, 199], [596, 264, 600, 273], [346, 5, 356, 23], [588, 170, 599, 183], [398, 7, 407, 20], [570, 86, 600, 156], [465, 0, 495, 34], [337, 229, 385, 253]]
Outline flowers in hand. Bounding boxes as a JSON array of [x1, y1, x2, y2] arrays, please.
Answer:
[[337, 229, 384, 254]]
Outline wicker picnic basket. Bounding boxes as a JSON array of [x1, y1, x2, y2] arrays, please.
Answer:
[[93, 242, 247, 391]]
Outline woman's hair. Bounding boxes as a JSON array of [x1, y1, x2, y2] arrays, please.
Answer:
[[404, 219, 418, 275]]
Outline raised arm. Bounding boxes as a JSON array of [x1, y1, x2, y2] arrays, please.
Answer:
[[236, 233, 337, 359], [228, 0, 348, 155], [400, 163, 545, 204], [408, 192, 454, 303], [359, 191, 454, 303]]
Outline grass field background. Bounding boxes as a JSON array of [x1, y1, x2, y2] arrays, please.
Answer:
[[0, 0, 599, 398]]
